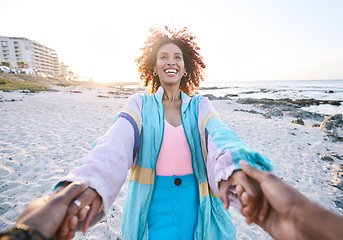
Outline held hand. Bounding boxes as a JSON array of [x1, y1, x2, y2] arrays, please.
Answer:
[[219, 169, 270, 224], [55, 185, 103, 240], [15, 181, 89, 239], [239, 160, 303, 239]]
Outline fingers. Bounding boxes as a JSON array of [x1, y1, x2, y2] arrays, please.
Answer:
[[238, 185, 254, 224], [65, 230, 75, 240], [241, 191, 250, 206], [234, 170, 264, 223], [55, 204, 78, 238], [82, 198, 102, 233], [78, 205, 90, 221], [69, 216, 78, 231], [239, 160, 265, 183], [66, 206, 90, 234], [56, 210, 75, 239], [240, 191, 255, 225], [219, 180, 231, 210], [56, 205, 90, 238], [56, 180, 90, 204], [236, 184, 244, 196], [54, 181, 72, 194], [56, 185, 102, 236], [258, 197, 271, 223], [56, 181, 91, 236]]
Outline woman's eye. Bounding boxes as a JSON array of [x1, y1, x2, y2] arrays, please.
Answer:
[[175, 56, 182, 59], [160, 56, 167, 59]]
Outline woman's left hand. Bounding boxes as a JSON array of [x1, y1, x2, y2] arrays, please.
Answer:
[[219, 170, 270, 224]]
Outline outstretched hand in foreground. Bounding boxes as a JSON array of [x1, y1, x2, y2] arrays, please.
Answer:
[[240, 160, 343, 240], [15, 181, 89, 239]]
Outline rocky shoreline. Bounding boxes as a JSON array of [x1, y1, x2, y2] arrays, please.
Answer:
[[201, 94, 343, 143], [234, 98, 342, 142]]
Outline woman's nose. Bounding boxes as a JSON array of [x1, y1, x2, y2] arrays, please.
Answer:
[[167, 61, 176, 65]]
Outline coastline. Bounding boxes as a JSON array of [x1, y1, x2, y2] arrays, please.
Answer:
[[0, 84, 342, 239]]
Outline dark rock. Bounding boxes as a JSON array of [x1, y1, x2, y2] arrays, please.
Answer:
[[237, 98, 294, 109], [240, 91, 259, 94], [225, 94, 238, 97], [234, 109, 261, 115], [265, 108, 283, 117], [320, 114, 343, 130], [203, 94, 230, 100], [325, 90, 334, 93], [108, 90, 131, 96], [108, 91, 120, 95], [285, 111, 324, 121], [278, 98, 319, 106], [329, 101, 341, 106], [237, 97, 326, 121], [279, 98, 293, 103], [320, 155, 334, 162], [312, 123, 321, 127], [293, 98, 320, 107], [20, 90, 31, 93], [200, 86, 229, 90], [260, 89, 270, 93], [333, 182, 343, 191], [292, 118, 304, 125], [330, 152, 342, 160]]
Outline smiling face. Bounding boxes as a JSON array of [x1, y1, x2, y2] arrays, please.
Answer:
[[154, 43, 186, 87]]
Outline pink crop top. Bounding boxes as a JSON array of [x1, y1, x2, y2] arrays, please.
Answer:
[[156, 120, 193, 176]]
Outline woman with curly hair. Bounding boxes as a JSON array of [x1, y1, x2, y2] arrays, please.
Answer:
[[55, 27, 274, 240]]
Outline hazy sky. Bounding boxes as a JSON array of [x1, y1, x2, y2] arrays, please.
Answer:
[[1, 0, 342, 83]]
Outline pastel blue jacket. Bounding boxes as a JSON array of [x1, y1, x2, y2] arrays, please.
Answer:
[[59, 87, 274, 239]]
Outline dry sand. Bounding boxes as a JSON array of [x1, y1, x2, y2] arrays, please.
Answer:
[[1, 85, 342, 239]]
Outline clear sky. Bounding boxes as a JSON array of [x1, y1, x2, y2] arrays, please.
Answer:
[[1, 0, 342, 83]]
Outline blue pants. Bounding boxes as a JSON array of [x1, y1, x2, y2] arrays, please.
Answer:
[[148, 174, 199, 240]]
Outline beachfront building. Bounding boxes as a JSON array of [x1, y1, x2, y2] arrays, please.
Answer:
[[60, 62, 79, 81], [60, 62, 70, 79], [0, 36, 61, 77]]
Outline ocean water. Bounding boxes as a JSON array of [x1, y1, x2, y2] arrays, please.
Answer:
[[197, 79, 343, 116]]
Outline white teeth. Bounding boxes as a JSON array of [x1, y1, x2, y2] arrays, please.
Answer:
[[165, 69, 177, 74]]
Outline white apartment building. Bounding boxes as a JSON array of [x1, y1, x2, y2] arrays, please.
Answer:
[[0, 36, 61, 77]]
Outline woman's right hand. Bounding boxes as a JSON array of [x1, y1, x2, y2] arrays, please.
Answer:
[[55, 183, 103, 240]]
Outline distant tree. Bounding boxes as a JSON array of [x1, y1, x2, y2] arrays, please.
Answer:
[[1, 61, 10, 67], [89, 76, 93, 82], [17, 61, 29, 69]]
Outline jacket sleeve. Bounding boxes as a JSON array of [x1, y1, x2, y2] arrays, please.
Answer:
[[57, 94, 142, 211], [198, 97, 274, 196]]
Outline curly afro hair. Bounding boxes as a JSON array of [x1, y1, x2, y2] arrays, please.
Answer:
[[136, 26, 206, 96]]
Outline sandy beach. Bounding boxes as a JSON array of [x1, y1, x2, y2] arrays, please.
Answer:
[[1, 85, 342, 239]]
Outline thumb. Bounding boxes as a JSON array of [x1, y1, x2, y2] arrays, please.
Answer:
[[239, 160, 265, 184], [55, 180, 90, 204]]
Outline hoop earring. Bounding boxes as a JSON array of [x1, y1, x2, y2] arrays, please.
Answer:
[[183, 72, 188, 77], [153, 71, 158, 76]]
